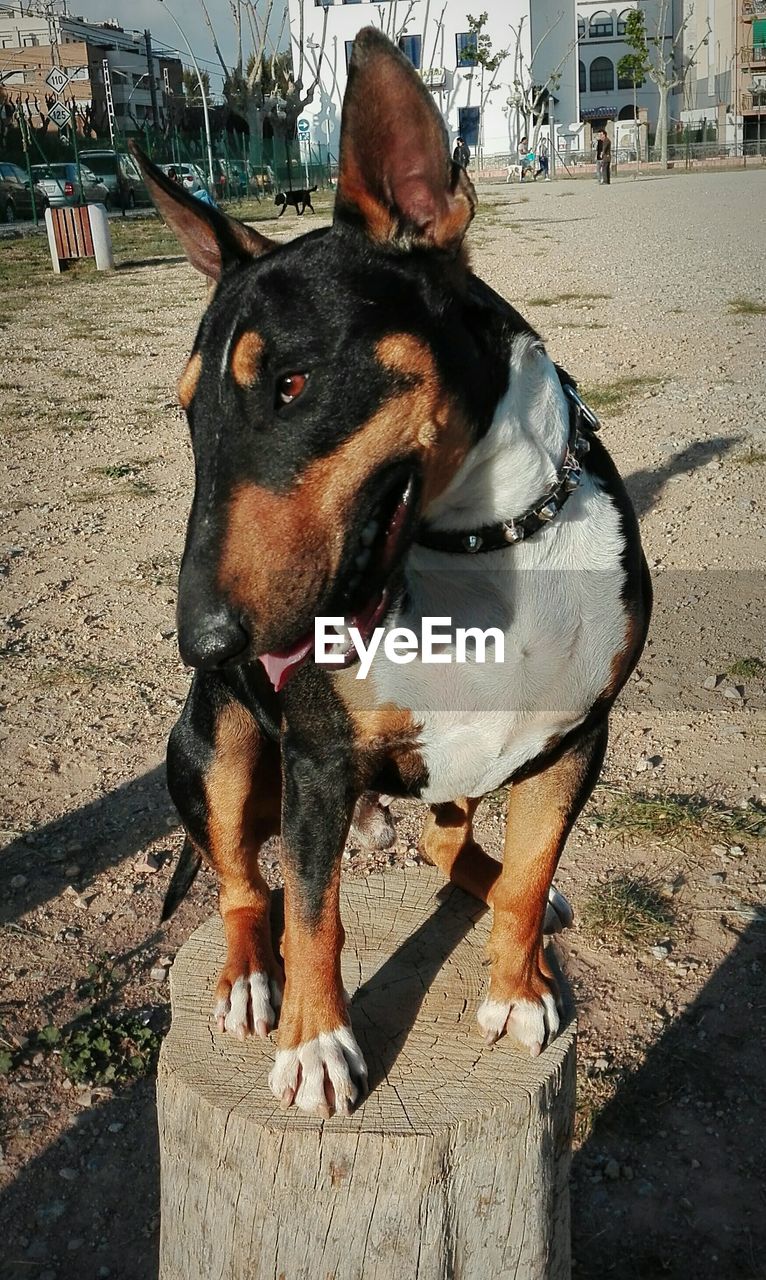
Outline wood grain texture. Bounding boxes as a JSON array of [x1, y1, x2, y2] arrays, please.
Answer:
[[159, 866, 576, 1280]]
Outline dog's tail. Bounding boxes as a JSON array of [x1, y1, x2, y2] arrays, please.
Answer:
[[161, 837, 202, 922]]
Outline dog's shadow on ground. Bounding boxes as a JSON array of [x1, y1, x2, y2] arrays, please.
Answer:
[[571, 910, 766, 1279], [625, 433, 741, 519]]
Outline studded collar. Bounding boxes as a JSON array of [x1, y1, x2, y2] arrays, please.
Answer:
[[416, 373, 601, 555]]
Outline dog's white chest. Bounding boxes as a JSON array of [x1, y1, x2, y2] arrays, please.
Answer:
[[368, 472, 628, 804]]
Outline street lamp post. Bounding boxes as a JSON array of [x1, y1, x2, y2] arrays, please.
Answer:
[[156, 0, 215, 188]]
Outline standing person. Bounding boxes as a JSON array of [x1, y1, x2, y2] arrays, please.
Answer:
[[518, 135, 533, 182], [597, 129, 612, 185], [536, 136, 550, 181], [452, 136, 470, 168]]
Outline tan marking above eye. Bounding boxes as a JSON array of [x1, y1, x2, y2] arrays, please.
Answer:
[[177, 351, 202, 409], [231, 330, 265, 388]]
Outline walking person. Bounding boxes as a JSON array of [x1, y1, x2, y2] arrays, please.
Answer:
[[452, 136, 470, 169], [518, 135, 534, 182], [596, 129, 612, 185], [536, 137, 550, 181]]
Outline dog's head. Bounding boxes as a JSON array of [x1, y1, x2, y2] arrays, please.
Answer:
[[132, 29, 502, 688], [274, 191, 287, 207]]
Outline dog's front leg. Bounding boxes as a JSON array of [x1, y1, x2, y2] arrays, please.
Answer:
[[268, 738, 366, 1118]]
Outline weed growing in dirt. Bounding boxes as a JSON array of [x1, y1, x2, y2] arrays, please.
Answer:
[[581, 874, 673, 945], [728, 296, 766, 316], [589, 787, 766, 841], [739, 446, 766, 466], [728, 656, 765, 680], [574, 1070, 624, 1146], [579, 376, 663, 416], [39, 1015, 160, 1086]]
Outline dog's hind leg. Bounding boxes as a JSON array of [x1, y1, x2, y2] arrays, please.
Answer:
[[167, 675, 283, 1040], [477, 716, 609, 1057], [267, 727, 366, 1118], [421, 797, 502, 903]]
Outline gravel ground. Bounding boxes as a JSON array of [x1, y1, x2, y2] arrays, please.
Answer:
[[1, 168, 765, 1280]]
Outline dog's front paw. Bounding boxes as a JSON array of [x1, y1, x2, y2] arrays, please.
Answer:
[[477, 991, 560, 1057], [214, 970, 283, 1040], [268, 1027, 368, 1118]]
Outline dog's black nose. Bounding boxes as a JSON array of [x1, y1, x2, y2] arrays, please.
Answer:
[[178, 607, 250, 670]]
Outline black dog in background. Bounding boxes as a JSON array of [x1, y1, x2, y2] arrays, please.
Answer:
[[274, 185, 317, 216]]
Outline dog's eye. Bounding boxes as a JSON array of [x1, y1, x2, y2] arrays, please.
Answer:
[[277, 373, 308, 406]]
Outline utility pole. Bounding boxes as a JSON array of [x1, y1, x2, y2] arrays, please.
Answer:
[[144, 29, 160, 128]]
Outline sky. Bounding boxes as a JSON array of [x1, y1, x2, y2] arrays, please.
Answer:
[[63, 0, 287, 94]]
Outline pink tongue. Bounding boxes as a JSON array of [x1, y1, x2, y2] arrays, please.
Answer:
[[259, 634, 314, 692]]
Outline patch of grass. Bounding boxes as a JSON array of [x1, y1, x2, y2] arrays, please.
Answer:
[[559, 321, 608, 330], [588, 787, 766, 841], [526, 291, 612, 307], [49, 1013, 160, 1086], [574, 1070, 622, 1146], [580, 873, 673, 945], [91, 457, 157, 480], [35, 660, 125, 687], [739, 445, 766, 466], [728, 296, 766, 316], [578, 375, 663, 416], [728, 656, 765, 680], [125, 476, 156, 498]]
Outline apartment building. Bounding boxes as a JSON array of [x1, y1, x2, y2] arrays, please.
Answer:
[[576, 1, 675, 134], [0, 7, 182, 135], [286, 0, 580, 158]]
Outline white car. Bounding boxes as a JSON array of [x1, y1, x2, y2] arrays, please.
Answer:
[[159, 163, 206, 194]]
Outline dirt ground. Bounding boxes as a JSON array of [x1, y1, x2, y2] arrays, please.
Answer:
[[1, 169, 765, 1280]]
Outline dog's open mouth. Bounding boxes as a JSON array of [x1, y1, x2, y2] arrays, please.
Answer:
[[259, 469, 419, 692]]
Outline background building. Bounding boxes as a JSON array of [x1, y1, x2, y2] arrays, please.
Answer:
[[0, 7, 182, 137], [286, 0, 580, 161], [576, 0, 675, 138]]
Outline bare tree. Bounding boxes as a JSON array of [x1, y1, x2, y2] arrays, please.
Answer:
[[505, 12, 575, 155], [642, 0, 710, 167]]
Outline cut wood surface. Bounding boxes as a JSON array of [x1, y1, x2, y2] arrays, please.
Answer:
[[159, 866, 576, 1279]]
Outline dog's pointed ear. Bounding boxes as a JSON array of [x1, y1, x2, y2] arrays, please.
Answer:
[[128, 141, 276, 280], [334, 27, 476, 253]]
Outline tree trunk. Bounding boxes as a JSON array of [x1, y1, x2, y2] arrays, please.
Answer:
[[657, 80, 669, 167], [158, 866, 577, 1280]]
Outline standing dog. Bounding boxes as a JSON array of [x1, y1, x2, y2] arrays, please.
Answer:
[[130, 27, 650, 1119], [274, 184, 317, 216]]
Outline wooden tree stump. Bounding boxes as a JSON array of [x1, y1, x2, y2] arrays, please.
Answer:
[[159, 866, 576, 1280]]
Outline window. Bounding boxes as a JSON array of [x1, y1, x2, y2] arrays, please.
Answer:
[[456, 32, 478, 67], [578, 16, 586, 39], [579, 59, 586, 93], [398, 34, 422, 68], [22, 35, 40, 46], [345, 39, 355, 71], [618, 66, 642, 89], [590, 56, 614, 91], [617, 9, 632, 36], [589, 11, 613, 38], [458, 105, 480, 147]]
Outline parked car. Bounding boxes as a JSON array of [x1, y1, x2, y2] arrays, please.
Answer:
[[80, 149, 150, 210], [30, 162, 110, 209], [0, 161, 48, 222], [159, 162, 206, 194]]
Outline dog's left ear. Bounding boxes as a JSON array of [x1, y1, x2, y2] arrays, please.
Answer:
[[128, 142, 276, 280], [334, 27, 476, 253]]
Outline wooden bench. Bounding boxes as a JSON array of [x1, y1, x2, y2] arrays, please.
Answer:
[[44, 203, 113, 273]]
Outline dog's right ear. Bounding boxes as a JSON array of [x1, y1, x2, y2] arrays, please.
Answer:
[[128, 142, 276, 280]]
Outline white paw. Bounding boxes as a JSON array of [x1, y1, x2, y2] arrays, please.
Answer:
[[543, 885, 574, 935], [477, 993, 560, 1057], [214, 972, 282, 1040], [268, 1026, 368, 1118]]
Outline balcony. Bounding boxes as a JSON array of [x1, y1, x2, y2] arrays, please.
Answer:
[[741, 90, 766, 111], [742, 0, 766, 19], [741, 43, 766, 66]]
